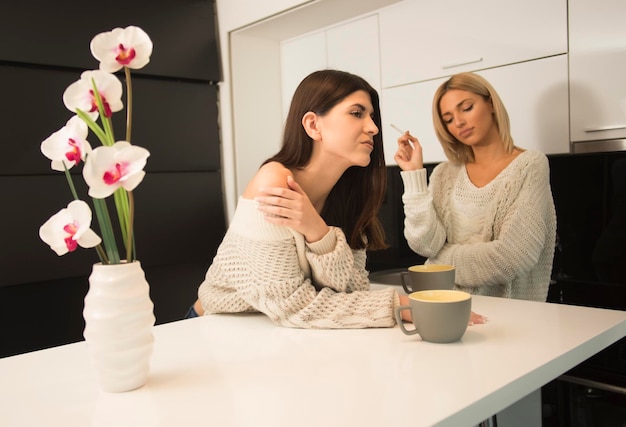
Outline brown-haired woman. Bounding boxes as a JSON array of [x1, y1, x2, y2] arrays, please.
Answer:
[[190, 69, 410, 328], [395, 72, 557, 302]]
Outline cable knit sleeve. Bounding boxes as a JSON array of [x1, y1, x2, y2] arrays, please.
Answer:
[[401, 167, 448, 258], [428, 152, 556, 291], [305, 227, 370, 293], [197, 198, 397, 329]]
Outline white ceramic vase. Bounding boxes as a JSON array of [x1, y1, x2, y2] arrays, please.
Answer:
[[83, 261, 156, 393]]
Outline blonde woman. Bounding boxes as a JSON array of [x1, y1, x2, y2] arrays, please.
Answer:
[[395, 72, 557, 301]]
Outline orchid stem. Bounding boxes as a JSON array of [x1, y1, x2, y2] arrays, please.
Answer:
[[95, 244, 109, 264], [124, 67, 132, 143]]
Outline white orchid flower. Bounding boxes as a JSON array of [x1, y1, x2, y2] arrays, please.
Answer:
[[83, 141, 150, 199], [62, 70, 123, 120], [90, 26, 153, 73], [39, 200, 102, 256], [40, 116, 92, 171]]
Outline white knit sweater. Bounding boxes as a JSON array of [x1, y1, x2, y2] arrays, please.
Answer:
[[401, 150, 557, 301], [198, 198, 398, 328]]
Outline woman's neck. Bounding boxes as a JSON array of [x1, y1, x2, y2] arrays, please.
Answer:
[[466, 142, 521, 188], [292, 157, 346, 213], [471, 143, 509, 165]]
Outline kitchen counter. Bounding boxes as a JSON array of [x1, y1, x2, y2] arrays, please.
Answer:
[[1, 289, 626, 427]]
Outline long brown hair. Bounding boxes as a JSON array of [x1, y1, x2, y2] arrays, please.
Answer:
[[432, 72, 514, 164], [264, 69, 387, 250]]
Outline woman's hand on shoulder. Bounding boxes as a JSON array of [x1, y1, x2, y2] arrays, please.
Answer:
[[394, 131, 424, 171], [242, 162, 291, 199], [248, 163, 329, 243]]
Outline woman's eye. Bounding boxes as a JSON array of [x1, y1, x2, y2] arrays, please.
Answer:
[[351, 110, 364, 118], [443, 117, 453, 124], [463, 104, 474, 112]]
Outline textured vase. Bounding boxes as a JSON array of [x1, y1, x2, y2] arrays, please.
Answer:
[[83, 261, 156, 393]]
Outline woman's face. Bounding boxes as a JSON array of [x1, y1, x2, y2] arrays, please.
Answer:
[[315, 90, 379, 168], [439, 89, 497, 148]]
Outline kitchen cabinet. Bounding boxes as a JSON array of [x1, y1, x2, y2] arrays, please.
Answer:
[[2, 64, 221, 176], [569, 0, 626, 144], [280, 14, 381, 117], [382, 79, 447, 164], [281, 32, 327, 118], [326, 15, 381, 92], [381, 55, 569, 165], [0, 0, 221, 82], [378, 0, 567, 88], [1, 172, 225, 288]]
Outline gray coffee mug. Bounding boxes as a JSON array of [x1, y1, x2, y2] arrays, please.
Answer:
[[395, 290, 471, 343], [400, 264, 455, 294]]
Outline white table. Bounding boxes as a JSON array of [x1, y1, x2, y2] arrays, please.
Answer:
[[1, 289, 626, 427]]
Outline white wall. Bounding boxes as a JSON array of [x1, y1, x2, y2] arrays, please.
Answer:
[[215, 0, 318, 221], [214, 1, 306, 222]]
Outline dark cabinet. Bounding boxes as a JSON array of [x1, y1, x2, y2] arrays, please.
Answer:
[[1, 65, 221, 176], [0, 1, 225, 358], [0, 0, 221, 81]]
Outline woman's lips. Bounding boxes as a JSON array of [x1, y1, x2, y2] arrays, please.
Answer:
[[458, 128, 473, 138]]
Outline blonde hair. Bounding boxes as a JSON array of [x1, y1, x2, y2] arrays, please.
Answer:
[[432, 72, 514, 164]]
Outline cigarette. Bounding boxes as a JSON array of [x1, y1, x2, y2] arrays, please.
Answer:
[[390, 123, 405, 135]]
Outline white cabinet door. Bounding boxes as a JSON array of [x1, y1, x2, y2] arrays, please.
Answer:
[[382, 79, 445, 164], [379, 0, 567, 88], [280, 15, 381, 119], [327, 15, 381, 92], [281, 32, 327, 118], [482, 56, 569, 155], [381, 55, 569, 165], [569, 0, 626, 142]]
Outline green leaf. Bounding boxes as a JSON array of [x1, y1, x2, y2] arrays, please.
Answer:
[[75, 109, 108, 146], [92, 198, 120, 264], [62, 163, 80, 201], [113, 188, 131, 255]]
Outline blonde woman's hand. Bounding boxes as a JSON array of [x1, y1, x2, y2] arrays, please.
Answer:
[[394, 131, 424, 171], [469, 311, 488, 326], [256, 175, 329, 243]]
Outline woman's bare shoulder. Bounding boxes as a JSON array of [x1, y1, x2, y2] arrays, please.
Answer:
[[242, 161, 292, 198]]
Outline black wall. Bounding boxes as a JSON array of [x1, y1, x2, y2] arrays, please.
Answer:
[[0, 1, 225, 357]]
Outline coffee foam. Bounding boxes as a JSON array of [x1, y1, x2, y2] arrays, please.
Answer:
[[409, 264, 454, 273], [410, 290, 470, 303]]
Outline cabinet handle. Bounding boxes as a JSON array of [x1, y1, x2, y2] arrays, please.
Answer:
[[559, 374, 626, 396], [584, 124, 626, 132], [442, 57, 483, 69]]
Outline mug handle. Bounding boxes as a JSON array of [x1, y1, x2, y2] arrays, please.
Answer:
[[400, 272, 412, 294], [395, 305, 420, 335]]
